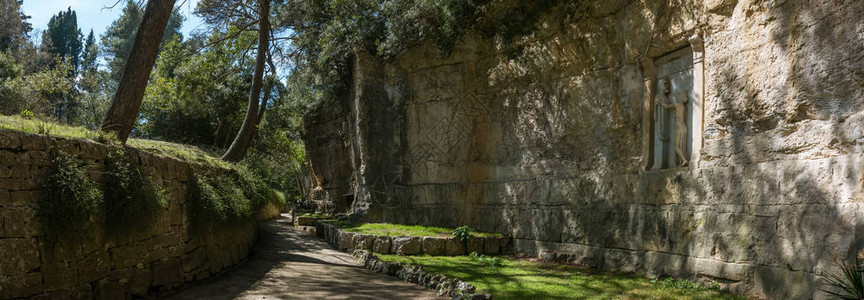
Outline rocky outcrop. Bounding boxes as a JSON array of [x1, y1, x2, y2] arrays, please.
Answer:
[[0, 131, 258, 299], [303, 0, 864, 297]]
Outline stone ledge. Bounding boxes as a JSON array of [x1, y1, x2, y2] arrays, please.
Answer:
[[315, 221, 511, 256], [352, 250, 491, 300]]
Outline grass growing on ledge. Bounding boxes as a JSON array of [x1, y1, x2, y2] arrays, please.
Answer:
[[0, 114, 229, 168], [379, 255, 746, 300], [299, 213, 332, 219], [323, 221, 501, 238]]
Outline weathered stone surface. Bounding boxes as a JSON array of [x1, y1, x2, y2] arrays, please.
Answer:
[[338, 232, 356, 250], [0, 238, 39, 274], [444, 238, 464, 256], [1, 206, 38, 237], [392, 237, 422, 255], [0, 272, 41, 298], [372, 236, 392, 254], [466, 237, 483, 254], [421, 237, 445, 255], [353, 234, 374, 251], [482, 237, 499, 254], [301, 0, 864, 297]]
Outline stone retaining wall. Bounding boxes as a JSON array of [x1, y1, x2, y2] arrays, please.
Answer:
[[0, 130, 258, 299], [315, 221, 510, 256]]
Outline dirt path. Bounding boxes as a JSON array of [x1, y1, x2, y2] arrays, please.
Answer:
[[162, 216, 437, 300]]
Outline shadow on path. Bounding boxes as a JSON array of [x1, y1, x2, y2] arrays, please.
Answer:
[[161, 215, 437, 300]]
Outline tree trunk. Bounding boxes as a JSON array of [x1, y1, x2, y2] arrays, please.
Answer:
[[221, 0, 271, 162], [100, 0, 176, 143]]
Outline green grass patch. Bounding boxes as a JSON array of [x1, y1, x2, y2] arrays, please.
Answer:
[[323, 221, 501, 238], [378, 255, 746, 300], [299, 213, 332, 219], [0, 114, 228, 167]]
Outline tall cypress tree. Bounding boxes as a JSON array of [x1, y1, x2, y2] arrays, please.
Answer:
[[41, 7, 83, 71]]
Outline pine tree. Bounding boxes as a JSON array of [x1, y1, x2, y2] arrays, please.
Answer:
[[0, 0, 32, 52], [101, 0, 178, 142], [81, 29, 98, 75], [101, 0, 183, 82]]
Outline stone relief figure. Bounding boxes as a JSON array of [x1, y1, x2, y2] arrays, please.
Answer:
[[654, 79, 671, 144], [652, 78, 690, 168], [661, 90, 689, 168]]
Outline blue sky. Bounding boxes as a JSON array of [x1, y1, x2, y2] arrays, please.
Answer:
[[21, 0, 205, 41]]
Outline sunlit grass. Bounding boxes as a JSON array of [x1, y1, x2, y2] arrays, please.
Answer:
[[0, 114, 228, 168], [379, 255, 747, 300], [324, 220, 501, 238]]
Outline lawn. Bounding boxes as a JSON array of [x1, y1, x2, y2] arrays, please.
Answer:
[[0, 114, 230, 168], [379, 254, 747, 300], [323, 221, 501, 238]]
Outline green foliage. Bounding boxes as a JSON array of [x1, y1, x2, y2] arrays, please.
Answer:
[[102, 0, 184, 81], [139, 32, 254, 146], [0, 57, 76, 118], [822, 256, 864, 299], [468, 252, 504, 267], [0, 0, 33, 52], [0, 51, 22, 79], [36, 121, 54, 135], [41, 8, 82, 71], [453, 225, 474, 243], [651, 277, 709, 292], [19, 109, 33, 120], [281, 0, 585, 120], [102, 148, 167, 231], [38, 152, 103, 238], [189, 165, 268, 223]]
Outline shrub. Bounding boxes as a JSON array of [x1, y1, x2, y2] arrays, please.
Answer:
[[453, 225, 473, 241], [38, 152, 103, 238], [822, 256, 864, 299], [188, 165, 268, 224], [19, 109, 33, 120], [102, 148, 166, 231], [469, 252, 504, 267]]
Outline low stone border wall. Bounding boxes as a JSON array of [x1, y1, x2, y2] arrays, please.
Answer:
[[352, 250, 491, 299], [315, 221, 511, 255]]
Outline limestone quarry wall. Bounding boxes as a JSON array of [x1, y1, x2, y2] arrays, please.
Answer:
[[0, 131, 257, 299], [304, 0, 864, 298]]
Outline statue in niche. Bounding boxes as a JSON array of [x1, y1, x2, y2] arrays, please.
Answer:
[[654, 79, 672, 146], [655, 79, 689, 168], [661, 81, 690, 167]]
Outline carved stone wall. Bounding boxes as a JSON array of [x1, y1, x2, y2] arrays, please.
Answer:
[[303, 0, 864, 297], [0, 131, 257, 299]]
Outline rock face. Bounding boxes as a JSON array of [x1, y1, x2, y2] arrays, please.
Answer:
[[303, 0, 864, 298], [0, 131, 257, 299]]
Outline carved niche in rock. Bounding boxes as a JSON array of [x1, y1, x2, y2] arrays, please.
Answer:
[[641, 33, 705, 170]]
